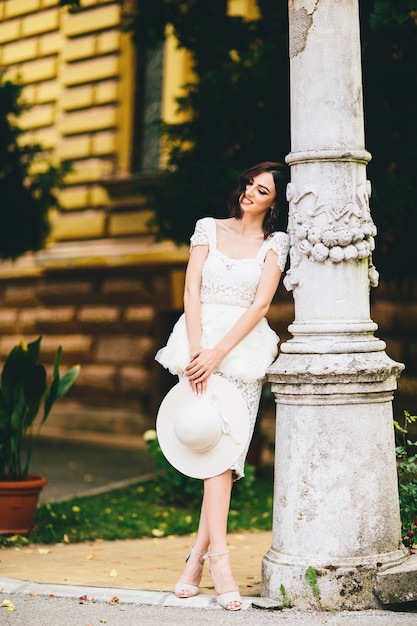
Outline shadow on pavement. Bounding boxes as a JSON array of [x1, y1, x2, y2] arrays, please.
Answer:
[[27, 437, 155, 502]]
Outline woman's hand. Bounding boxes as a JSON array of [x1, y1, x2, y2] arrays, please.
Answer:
[[185, 347, 225, 396]]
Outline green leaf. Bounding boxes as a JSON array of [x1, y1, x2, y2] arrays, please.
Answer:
[[23, 363, 47, 428], [9, 388, 26, 438], [1, 342, 27, 407], [56, 365, 80, 401], [26, 336, 42, 363], [53, 345, 63, 379], [42, 376, 59, 423], [42, 357, 79, 424], [42, 346, 63, 420], [0, 390, 10, 424]]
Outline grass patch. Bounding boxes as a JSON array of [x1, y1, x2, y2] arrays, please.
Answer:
[[0, 467, 273, 547]]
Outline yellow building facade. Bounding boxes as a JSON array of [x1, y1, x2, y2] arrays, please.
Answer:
[[0, 0, 193, 271]]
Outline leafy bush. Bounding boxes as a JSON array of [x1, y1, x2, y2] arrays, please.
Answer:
[[143, 429, 256, 508], [0, 73, 70, 261], [394, 411, 417, 546]]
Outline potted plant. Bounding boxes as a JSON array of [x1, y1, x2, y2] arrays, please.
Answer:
[[0, 336, 80, 534]]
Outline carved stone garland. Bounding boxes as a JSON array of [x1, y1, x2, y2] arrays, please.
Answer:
[[283, 180, 379, 292]]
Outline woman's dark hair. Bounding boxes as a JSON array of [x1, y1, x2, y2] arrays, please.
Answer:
[[228, 161, 289, 238]]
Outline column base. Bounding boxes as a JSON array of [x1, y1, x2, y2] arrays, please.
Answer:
[[261, 546, 407, 610]]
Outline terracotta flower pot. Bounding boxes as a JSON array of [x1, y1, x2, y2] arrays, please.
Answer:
[[0, 474, 47, 534]]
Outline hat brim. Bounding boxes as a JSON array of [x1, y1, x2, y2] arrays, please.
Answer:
[[156, 376, 250, 479]]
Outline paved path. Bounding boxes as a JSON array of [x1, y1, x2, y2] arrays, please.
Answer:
[[0, 531, 270, 596]]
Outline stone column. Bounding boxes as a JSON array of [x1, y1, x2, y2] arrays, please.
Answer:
[[261, 0, 407, 609]]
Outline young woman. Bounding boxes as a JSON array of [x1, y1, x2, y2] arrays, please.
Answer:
[[156, 161, 290, 610]]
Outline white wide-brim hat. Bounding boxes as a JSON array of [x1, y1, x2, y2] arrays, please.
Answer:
[[156, 376, 250, 479]]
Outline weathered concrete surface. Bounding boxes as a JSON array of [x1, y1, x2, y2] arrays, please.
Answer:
[[374, 553, 417, 605]]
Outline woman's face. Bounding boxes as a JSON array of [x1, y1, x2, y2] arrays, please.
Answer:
[[239, 172, 276, 217]]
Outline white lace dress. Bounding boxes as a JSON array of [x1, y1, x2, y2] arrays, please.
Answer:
[[156, 217, 290, 479]]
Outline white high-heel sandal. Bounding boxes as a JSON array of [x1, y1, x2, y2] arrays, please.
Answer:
[[208, 549, 242, 611], [174, 546, 207, 598]]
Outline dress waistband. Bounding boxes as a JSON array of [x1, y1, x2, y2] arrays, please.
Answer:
[[201, 301, 249, 311]]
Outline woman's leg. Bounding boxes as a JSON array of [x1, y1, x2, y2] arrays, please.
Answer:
[[175, 470, 241, 608], [201, 470, 232, 552], [174, 488, 209, 597], [175, 470, 231, 592], [203, 470, 241, 609]]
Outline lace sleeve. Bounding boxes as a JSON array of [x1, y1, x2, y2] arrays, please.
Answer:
[[190, 218, 209, 250], [267, 232, 290, 271]]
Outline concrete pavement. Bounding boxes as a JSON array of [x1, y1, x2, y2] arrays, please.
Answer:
[[2, 575, 417, 625]]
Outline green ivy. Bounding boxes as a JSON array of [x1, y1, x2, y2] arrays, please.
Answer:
[[370, 0, 417, 29], [394, 411, 417, 545], [0, 73, 70, 260]]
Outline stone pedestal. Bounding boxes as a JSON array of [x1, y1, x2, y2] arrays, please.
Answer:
[[262, 352, 406, 609], [261, 0, 409, 609]]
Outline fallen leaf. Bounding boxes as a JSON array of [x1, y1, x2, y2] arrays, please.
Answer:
[[107, 596, 120, 605], [38, 548, 51, 554], [87, 553, 95, 560], [0, 599, 15, 611], [29, 591, 37, 597], [109, 569, 118, 577]]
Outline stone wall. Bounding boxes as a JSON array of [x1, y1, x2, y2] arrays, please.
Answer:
[[0, 264, 184, 444]]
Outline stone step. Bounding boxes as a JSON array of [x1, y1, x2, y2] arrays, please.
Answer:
[[374, 553, 417, 605]]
